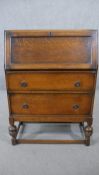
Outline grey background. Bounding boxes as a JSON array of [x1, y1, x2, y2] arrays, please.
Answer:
[[0, 1, 99, 175], [0, 0, 99, 89]]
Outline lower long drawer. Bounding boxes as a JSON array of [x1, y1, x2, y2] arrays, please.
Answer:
[[9, 93, 92, 115]]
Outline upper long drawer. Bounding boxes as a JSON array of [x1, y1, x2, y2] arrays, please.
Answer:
[[5, 30, 98, 70], [6, 71, 95, 91]]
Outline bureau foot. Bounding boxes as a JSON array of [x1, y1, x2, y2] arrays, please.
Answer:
[[11, 138, 17, 145], [9, 125, 17, 145], [84, 126, 93, 146]]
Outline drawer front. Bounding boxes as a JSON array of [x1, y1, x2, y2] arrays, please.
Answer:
[[7, 72, 95, 91], [10, 93, 92, 115]]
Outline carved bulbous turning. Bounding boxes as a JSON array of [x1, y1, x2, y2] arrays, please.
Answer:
[[9, 125, 17, 145], [9, 125, 17, 137], [84, 126, 93, 146], [84, 126, 93, 137]]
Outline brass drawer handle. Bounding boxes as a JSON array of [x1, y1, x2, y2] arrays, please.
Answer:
[[20, 81, 28, 87], [22, 103, 29, 109], [74, 81, 80, 87], [73, 104, 79, 110]]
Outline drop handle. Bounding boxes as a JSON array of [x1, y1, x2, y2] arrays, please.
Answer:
[[20, 81, 28, 87], [73, 104, 80, 110], [74, 81, 80, 87], [22, 103, 29, 109]]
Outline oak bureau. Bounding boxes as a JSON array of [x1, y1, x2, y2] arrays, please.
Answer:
[[5, 30, 98, 145]]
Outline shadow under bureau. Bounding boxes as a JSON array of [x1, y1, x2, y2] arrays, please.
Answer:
[[5, 30, 98, 145]]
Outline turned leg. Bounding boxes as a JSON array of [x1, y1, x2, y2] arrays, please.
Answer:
[[9, 125, 17, 145], [84, 124, 93, 146], [79, 122, 84, 127]]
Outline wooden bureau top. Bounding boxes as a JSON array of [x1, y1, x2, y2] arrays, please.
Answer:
[[5, 30, 98, 70]]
